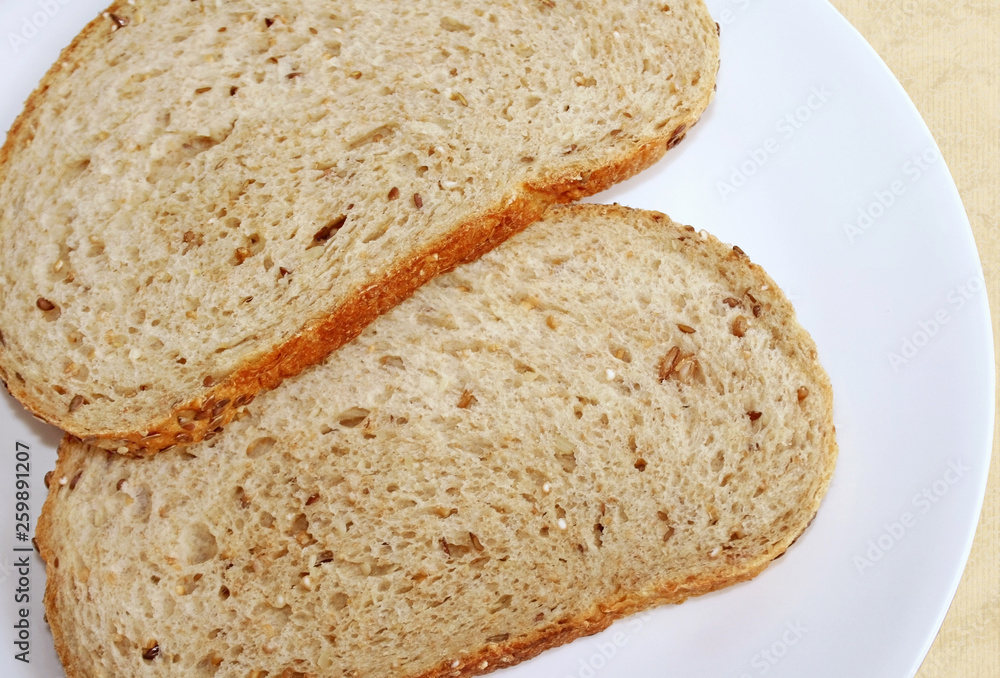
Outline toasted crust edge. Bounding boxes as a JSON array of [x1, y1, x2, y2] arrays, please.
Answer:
[[38, 442, 833, 678], [0, 2, 719, 456], [38, 437, 834, 678], [36, 203, 838, 678]]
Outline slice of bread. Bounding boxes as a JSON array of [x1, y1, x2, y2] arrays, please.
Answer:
[[36, 204, 837, 678], [0, 0, 719, 454]]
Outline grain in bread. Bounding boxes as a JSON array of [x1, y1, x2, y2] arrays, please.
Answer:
[[37, 204, 837, 678], [0, 0, 719, 453]]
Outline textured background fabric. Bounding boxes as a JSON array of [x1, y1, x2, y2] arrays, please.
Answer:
[[827, 2, 999, 676]]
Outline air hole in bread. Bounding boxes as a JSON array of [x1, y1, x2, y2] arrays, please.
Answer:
[[234, 486, 250, 509], [392, 498, 416, 514], [417, 313, 457, 330], [513, 361, 534, 374], [379, 355, 404, 369], [183, 523, 218, 565], [362, 225, 390, 244], [252, 601, 292, 633], [84, 237, 106, 258], [66, 157, 91, 181], [554, 447, 576, 474], [131, 484, 152, 522], [349, 124, 398, 150], [241, 232, 266, 260], [490, 594, 514, 613], [246, 437, 276, 459], [175, 573, 202, 596], [289, 513, 309, 535], [337, 407, 370, 428], [610, 346, 632, 363], [440, 16, 473, 33], [308, 215, 346, 249], [147, 133, 230, 184]]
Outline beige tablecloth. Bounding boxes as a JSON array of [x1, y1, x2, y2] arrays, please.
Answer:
[[827, 2, 1000, 675]]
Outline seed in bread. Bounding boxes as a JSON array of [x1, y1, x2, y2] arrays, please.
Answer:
[[37, 204, 837, 678], [0, 0, 720, 454]]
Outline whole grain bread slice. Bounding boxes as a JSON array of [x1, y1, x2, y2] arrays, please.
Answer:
[[0, 0, 719, 454], [37, 204, 837, 678]]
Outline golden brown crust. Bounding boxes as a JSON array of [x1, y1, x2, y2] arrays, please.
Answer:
[[36, 204, 838, 678], [36, 432, 819, 678], [35, 448, 87, 678], [0, 1, 718, 456], [2, 121, 712, 457], [0, 4, 122, 173], [37, 441, 827, 678], [409, 562, 769, 678]]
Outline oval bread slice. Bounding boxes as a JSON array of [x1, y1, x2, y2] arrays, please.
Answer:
[[37, 204, 837, 678], [0, 0, 719, 454]]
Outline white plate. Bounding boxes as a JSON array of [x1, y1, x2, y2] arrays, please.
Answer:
[[0, 1, 993, 676]]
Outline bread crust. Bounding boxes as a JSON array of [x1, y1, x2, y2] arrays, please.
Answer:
[[409, 209, 838, 678], [36, 204, 838, 678], [3, 131, 697, 456], [409, 564, 769, 678], [37, 438, 824, 678], [0, 1, 719, 455], [39, 442, 829, 678]]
